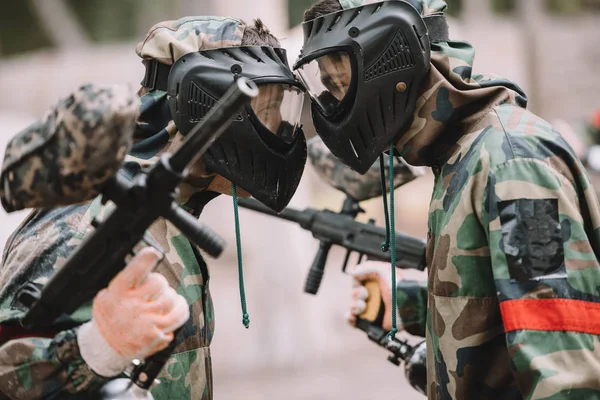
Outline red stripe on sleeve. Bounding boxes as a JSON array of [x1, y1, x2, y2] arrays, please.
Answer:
[[500, 298, 600, 334]]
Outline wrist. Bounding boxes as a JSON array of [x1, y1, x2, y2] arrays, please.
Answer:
[[77, 320, 132, 378]]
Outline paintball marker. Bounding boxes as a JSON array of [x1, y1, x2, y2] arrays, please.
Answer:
[[236, 195, 428, 395], [237, 195, 428, 394], [354, 280, 427, 395], [236, 195, 426, 294], [13, 77, 259, 399]]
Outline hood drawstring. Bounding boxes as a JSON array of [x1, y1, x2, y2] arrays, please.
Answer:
[[232, 183, 250, 328], [379, 144, 398, 339]]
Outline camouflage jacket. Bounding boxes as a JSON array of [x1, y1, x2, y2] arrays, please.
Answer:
[[329, 1, 600, 398], [0, 84, 216, 399], [0, 204, 215, 400], [395, 103, 600, 399], [421, 103, 600, 399], [0, 15, 264, 399]]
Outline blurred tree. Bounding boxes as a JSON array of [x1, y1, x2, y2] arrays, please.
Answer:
[[66, 0, 143, 42], [546, 0, 582, 15], [30, 0, 90, 48], [288, 0, 463, 27], [490, 0, 516, 14], [288, 0, 317, 28], [0, 2, 53, 56], [582, 0, 600, 10], [546, 0, 600, 14], [445, 0, 463, 17]]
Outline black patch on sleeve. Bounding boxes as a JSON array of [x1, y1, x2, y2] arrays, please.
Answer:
[[498, 198, 565, 281]]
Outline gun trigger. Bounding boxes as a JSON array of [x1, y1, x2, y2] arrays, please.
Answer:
[[342, 249, 352, 273], [357, 253, 365, 265]]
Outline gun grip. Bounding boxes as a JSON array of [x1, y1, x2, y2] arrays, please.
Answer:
[[359, 280, 383, 323]]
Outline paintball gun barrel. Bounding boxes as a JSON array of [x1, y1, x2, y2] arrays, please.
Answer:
[[236, 195, 426, 295], [14, 77, 259, 396]]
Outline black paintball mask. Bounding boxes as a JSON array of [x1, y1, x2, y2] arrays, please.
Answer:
[[294, 1, 448, 174], [143, 46, 307, 212]]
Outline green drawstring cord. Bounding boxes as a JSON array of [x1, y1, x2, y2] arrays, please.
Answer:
[[232, 184, 250, 328], [379, 145, 398, 339], [379, 155, 391, 252], [387, 144, 398, 339]]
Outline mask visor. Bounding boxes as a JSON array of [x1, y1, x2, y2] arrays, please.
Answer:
[[250, 83, 304, 144], [296, 51, 353, 117]]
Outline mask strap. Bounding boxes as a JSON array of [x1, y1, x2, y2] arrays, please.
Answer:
[[379, 144, 398, 339], [232, 184, 250, 328]]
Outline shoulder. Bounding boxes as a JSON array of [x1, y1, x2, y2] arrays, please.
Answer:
[[461, 105, 582, 183]]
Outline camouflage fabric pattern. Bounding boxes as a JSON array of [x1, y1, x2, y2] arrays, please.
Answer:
[[0, 328, 107, 398], [395, 279, 427, 337], [0, 196, 215, 398], [416, 100, 600, 399], [0, 84, 139, 213], [332, 1, 600, 398], [307, 136, 425, 201], [135, 16, 245, 66], [0, 16, 253, 398]]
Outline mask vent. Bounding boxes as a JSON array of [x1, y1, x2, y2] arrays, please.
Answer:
[[188, 81, 243, 122], [364, 28, 415, 81], [189, 81, 216, 122]]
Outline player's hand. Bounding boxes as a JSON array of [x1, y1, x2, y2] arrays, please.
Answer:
[[346, 261, 398, 331], [78, 247, 189, 377]]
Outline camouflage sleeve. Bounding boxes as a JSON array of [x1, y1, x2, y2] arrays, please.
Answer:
[[0, 328, 109, 399], [484, 158, 600, 399], [307, 136, 425, 201], [396, 280, 427, 337]]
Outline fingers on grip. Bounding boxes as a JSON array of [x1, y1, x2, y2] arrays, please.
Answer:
[[350, 299, 367, 316], [352, 261, 390, 282], [359, 280, 383, 322], [345, 311, 357, 327], [155, 295, 190, 333], [351, 285, 369, 301], [137, 273, 169, 301]]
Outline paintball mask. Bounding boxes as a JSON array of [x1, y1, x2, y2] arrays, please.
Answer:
[[142, 46, 307, 212], [294, 1, 448, 174]]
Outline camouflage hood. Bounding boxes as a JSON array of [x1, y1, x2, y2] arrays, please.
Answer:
[[127, 16, 253, 216], [341, 0, 528, 167]]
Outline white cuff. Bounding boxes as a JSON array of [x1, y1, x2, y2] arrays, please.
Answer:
[[77, 320, 131, 378]]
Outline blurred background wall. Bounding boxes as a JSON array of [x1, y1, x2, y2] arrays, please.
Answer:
[[0, 1, 599, 398]]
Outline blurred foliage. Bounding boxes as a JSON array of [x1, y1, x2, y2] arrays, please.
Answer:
[[547, 0, 600, 15], [66, 0, 143, 42], [445, 0, 462, 17], [288, 0, 318, 27], [1, 0, 599, 57], [0, 2, 52, 56], [490, 0, 516, 14], [289, 0, 464, 23]]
